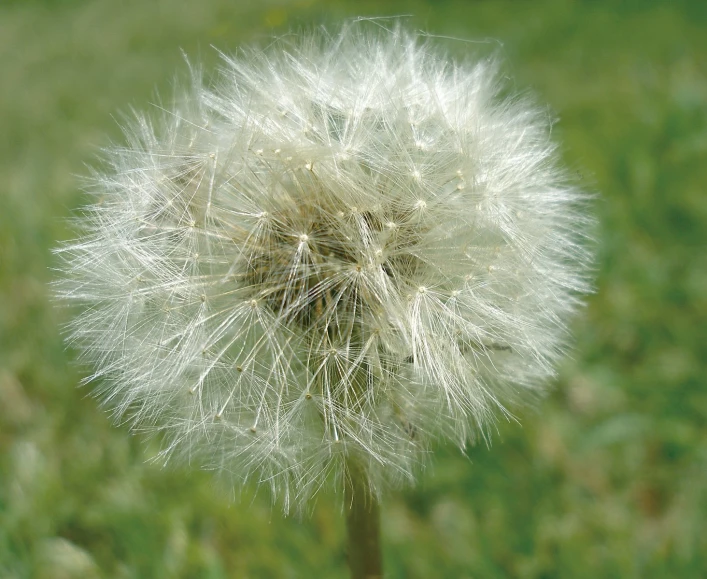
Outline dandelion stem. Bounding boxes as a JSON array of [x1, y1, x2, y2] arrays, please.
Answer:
[[345, 459, 382, 579]]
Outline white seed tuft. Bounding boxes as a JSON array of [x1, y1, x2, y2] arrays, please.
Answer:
[[54, 23, 593, 511]]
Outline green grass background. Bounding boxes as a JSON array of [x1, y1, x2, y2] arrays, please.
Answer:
[[1, 0, 706, 577]]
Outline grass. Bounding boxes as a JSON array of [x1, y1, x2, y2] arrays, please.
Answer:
[[1, 0, 706, 577]]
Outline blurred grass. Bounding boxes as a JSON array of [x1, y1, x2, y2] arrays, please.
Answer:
[[1, 0, 706, 577]]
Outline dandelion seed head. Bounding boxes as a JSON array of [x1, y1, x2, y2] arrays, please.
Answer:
[[56, 23, 593, 511]]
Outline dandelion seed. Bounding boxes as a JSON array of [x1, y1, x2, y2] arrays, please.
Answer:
[[55, 23, 593, 513]]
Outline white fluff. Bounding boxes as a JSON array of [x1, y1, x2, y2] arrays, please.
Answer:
[[56, 23, 593, 511]]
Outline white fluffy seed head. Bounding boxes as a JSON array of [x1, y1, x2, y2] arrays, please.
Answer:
[[55, 23, 593, 511]]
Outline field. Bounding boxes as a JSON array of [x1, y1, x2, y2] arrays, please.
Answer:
[[1, 0, 706, 577]]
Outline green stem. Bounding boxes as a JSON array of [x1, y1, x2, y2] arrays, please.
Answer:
[[345, 460, 383, 579]]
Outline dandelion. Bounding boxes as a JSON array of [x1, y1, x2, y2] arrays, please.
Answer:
[[56, 22, 592, 577]]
